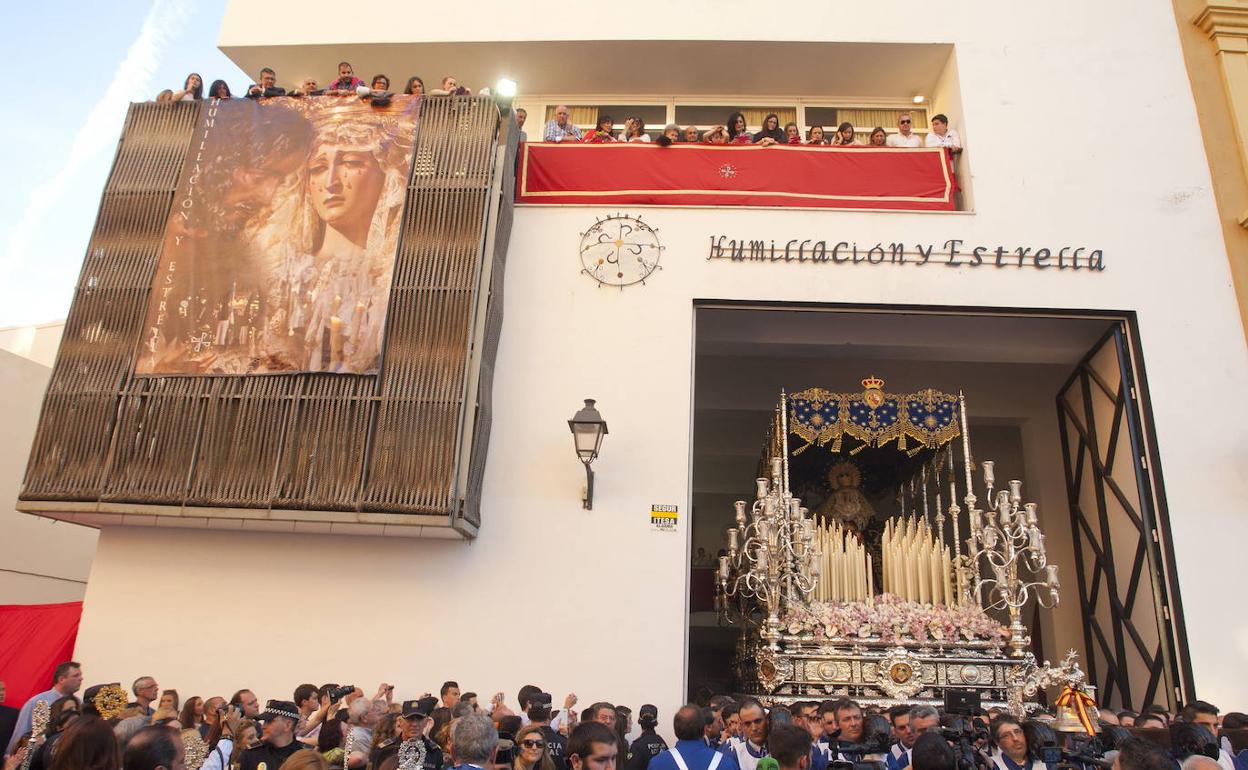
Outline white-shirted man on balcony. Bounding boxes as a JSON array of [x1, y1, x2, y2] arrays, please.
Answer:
[[885, 113, 922, 147], [924, 113, 962, 155]]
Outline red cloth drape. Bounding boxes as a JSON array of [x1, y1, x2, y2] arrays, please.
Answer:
[[516, 142, 957, 210], [0, 602, 82, 706]]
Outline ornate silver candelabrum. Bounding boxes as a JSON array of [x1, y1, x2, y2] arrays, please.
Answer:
[[717, 455, 821, 651], [965, 461, 1060, 658]]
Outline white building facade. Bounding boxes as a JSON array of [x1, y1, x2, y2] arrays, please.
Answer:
[[20, 0, 1248, 726]]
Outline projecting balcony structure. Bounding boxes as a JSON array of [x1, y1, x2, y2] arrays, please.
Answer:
[[18, 96, 516, 539]]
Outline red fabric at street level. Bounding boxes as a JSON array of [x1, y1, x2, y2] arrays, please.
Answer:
[[516, 143, 957, 210], [0, 602, 82, 706]]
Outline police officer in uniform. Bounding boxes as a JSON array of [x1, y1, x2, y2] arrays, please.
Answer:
[[375, 698, 444, 770], [626, 705, 669, 770], [528, 693, 569, 770], [240, 700, 304, 770]]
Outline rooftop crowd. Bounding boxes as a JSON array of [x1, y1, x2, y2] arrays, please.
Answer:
[[150, 65, 961, 155], [0, 661, 1242, 770]]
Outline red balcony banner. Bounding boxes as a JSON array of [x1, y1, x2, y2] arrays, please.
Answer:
[[516, 143, 957, 211]]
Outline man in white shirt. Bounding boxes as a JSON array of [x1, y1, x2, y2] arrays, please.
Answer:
[[886, 113, 922, 148], [924, 114, 962, 154]]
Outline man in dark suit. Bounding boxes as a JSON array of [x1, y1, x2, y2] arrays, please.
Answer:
[[0, 681, 18, 762]]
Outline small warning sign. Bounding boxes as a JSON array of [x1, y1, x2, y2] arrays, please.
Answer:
[[650, 504, 678, 532]]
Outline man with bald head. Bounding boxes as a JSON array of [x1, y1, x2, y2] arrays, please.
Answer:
[[649, 705, 741, 770], [543, 105, 582, 143]]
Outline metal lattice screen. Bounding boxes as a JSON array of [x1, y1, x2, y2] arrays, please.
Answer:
[[20, 97, 512, 534], [1056, 325, 1189, 709]]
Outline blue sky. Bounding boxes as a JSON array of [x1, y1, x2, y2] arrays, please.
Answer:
[[0, 0, 249, 327]]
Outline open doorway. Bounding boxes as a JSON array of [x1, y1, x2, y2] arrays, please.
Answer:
[[687, 304, 1192, 709]]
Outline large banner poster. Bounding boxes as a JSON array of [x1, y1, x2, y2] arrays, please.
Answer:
[[137, 96, 420, 375]]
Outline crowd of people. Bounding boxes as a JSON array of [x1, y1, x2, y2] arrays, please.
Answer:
[[0, 662, 1243, 770], [538, 105, 961, 152], [151, 62, 472, 105], [147, 64, 960, 155]]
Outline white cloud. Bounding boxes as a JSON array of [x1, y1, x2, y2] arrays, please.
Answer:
[[1, 0, 196, 279]]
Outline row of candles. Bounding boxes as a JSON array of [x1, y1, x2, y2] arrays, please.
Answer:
[[882, 516, 958, 606], [812, 520, 873, 602]]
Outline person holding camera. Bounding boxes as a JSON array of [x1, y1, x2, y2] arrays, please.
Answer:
[[624, 706, 667, 770]]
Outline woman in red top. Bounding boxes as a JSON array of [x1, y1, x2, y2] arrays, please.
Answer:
[[583, 115, 616, 143]]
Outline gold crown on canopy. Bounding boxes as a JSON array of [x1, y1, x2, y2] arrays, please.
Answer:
[[861, 375, 885, 391]]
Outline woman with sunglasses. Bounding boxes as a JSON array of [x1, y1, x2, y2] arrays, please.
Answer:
[[513, 725, 556, 770]]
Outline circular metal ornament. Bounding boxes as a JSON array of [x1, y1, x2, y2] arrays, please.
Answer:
[[877, 647, 925, 699], [578, 214, 663, 288]]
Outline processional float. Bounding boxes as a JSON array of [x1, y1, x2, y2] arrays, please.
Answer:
[[715, 377, 1092, 716]]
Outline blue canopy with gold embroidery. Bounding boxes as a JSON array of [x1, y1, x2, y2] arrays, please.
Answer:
[[789, 377, 960, 456]]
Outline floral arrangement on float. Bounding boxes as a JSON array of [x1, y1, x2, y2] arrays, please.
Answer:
[[783, 593, 1011, 645]]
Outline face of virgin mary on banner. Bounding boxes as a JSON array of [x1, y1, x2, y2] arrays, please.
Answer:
[[136, 95, 420, 376]]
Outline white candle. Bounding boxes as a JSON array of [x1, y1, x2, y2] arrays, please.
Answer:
[[867, 552, 875, 600]]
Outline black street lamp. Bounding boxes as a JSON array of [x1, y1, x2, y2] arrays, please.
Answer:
[[568, 399, 608, 509]]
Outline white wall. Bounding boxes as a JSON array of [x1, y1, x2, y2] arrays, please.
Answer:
[[63, 0, 1248, 716], [0, 348, 95, 604]]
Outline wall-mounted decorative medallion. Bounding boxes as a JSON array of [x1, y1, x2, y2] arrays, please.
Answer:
[[579, 214, 663, 288]]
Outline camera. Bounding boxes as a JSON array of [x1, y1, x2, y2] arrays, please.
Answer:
[[831, 762, 887, 770], [1039, 745, 1064, 765], [329, 685, 356, 701]]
